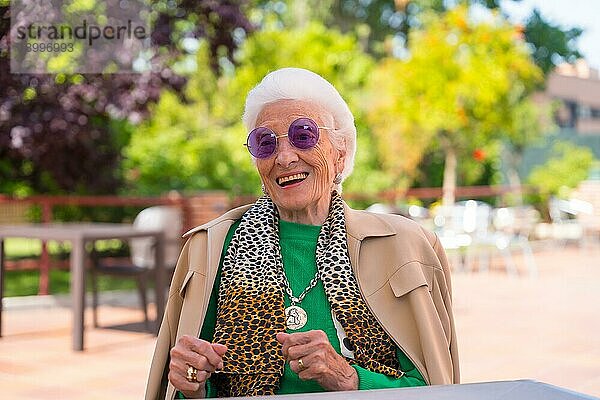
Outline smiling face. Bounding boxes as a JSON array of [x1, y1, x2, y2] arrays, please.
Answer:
[[254, 99, 346, 225]]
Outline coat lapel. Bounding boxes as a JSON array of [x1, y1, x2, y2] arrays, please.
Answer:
[[178, 205, 251, 340]]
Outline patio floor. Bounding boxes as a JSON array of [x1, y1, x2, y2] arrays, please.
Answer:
[[1, 243, 599, 399]]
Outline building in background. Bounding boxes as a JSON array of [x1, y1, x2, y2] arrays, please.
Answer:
[[519, 60, 600, 181], [550, 60, 600, 135], [517, 60, 600, 228]]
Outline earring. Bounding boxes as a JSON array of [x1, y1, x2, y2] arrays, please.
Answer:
[[261, 183, 269, 196], [333, 173, 342, 185]]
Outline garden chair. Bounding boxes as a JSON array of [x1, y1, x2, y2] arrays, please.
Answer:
[[547, 197, 587, 246], [492, 206, 539, 278], [90, 205, 183, 331], [436, 200, 520, 275]]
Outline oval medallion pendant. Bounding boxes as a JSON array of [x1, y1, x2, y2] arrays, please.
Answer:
[[284, 305, 307, 330]]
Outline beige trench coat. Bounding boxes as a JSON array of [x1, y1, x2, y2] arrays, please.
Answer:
[[145, 203, 460, 399]]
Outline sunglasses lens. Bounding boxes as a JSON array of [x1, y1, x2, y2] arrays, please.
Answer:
[[246, 118, 320, 158], [247, 127, 276, 158], [289, 118, 319, 150]]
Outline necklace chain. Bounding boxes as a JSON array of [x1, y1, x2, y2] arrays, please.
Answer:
[[280, 267, 320, 305]]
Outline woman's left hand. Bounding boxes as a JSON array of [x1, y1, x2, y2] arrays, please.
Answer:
[[276, 331, 358, 391]]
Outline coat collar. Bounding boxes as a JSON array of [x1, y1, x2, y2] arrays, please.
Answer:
[[343, 202, 396, 240]]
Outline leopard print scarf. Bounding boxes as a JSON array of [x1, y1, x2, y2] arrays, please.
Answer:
[[211, 193, 404, 397]]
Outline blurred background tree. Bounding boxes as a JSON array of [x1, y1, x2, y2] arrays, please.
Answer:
[[523, 9, 583, 77], [500, 96, 555, 205], [253, 0, 581, 71], [0, 0, 588, 205], [365, 6, 543, 205], [242, 0, 582, 205], [122, 21, 376, 197], [527, 142, 595, 203], [0, 0, 251, 196], [122, 43, 263, 197]]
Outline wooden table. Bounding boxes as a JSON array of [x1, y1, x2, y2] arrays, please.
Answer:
[[0, 223, 165, 351]]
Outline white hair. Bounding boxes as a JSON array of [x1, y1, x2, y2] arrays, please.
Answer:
[[242, 67, 357, 192]]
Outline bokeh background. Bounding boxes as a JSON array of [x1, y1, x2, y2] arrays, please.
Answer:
[[1, 1, 599, 398]]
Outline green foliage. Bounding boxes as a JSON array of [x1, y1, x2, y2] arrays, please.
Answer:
[[413, 142, 502, 188], [122, 42, 260, 196], [502, 98, 554, 152], [255, 0, 519, 58], [123, 91, 260, 195], [0, 0, 252, 198], [365, 6, 543, 196], [344, 117, 396, 195], [4, 269, 137, 297], [123, 22, 384, 196], [4, 238, 132, 296], [3, 0, 585, 202], [3, 238, 127, 261], [524, 9, 583, 76], [223, 22, 374, 120], [527, 141, 595, 200], [249, 0, 333, 30]]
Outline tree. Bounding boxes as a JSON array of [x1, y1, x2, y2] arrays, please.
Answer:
[[0, 1, 252, 195], [365, 6, 542, 205], [250, 0, 446, 56], [279, 0, 583, 76], [527, 141, 595, 202], [122, 22, 380, 196], [501, 97, 554, 204], [524, 9, 582, 76], [122, 44, 262, 196]]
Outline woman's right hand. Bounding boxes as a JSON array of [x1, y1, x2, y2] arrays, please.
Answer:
[[168, 335, 228, 398]]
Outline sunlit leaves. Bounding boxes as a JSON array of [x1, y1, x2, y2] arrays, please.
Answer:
[[527, 141, 595, 199], [365, 5, 543, 196], [122, 22, 378, 196]]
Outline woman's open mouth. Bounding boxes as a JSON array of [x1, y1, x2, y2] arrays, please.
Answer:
[[277, 172, 309, 187]]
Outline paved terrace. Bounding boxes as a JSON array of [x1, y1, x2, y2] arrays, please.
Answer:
[[1, 244, 599, 399]]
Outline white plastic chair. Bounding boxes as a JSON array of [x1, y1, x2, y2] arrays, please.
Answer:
[[130, 206, 183, 269], [548, 197, 592, 246], [493, 206, 539, 278], [90, 206, 183, 331], [437, 200, 522, 275]]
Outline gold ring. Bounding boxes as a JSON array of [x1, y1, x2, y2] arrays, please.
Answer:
[[186, 365, 198, 383], [297, 358, 306, 371]]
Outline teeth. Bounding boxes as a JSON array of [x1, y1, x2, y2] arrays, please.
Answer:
[[278, 173, 308, 185]]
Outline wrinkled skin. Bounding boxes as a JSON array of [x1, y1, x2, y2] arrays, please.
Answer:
[[255, 99, 346, 226], [277, 331, 358, 391], [168, 335, 227, 398]]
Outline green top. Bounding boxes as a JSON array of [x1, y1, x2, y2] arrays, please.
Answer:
[[188, 219, 425, 397]]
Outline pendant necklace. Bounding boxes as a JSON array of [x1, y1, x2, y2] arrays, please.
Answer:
[[282, 269, 320, 330]]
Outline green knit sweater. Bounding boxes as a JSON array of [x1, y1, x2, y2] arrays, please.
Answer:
[[195, 219, 425, 397]]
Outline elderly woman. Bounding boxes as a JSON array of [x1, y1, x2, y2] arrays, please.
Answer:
[[145, 68, 459, 399]]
